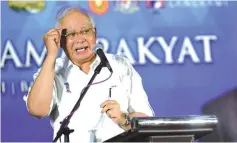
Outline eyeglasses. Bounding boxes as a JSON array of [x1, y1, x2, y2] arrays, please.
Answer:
[[62, 27, 93, 40]]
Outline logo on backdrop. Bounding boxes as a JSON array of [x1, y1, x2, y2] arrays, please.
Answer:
[[114, 0, 140, 14], [8, 0, 46, 14], [88, 0, 109, 15], [146, 0, 165, 10], [146, 0, 165, 14]]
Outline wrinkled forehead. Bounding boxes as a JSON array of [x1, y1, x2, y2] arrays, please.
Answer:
[[62, 13, 91, 30]]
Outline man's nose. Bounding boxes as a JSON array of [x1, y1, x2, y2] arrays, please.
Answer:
[[74, 33, 86, 43]]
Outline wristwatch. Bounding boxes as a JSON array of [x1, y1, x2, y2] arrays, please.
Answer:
[[124, 113, 131, 125]]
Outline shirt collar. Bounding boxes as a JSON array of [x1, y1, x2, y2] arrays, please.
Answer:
[[90, 54, 101, 71], [65, 54, 101, 72]]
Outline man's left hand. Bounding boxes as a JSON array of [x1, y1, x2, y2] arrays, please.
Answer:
[[100, 100, 125, 125]]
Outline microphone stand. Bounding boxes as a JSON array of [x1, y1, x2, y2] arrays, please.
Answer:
[[53, 62, 105, 143]]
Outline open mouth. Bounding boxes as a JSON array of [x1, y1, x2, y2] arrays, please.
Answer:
[[75, 46, 88, 53]]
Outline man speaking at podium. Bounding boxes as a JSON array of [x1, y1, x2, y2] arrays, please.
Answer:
[[24, 6, 154, 142]]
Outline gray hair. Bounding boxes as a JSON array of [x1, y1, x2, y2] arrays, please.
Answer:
[[55, 6, 95, 28]]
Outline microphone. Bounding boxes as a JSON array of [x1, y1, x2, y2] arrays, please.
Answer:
[[93, 44, 113, 73]]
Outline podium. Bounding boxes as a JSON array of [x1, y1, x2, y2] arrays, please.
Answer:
[[104, 115, 218, 142]]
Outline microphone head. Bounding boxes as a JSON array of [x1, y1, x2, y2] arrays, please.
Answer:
[[93, 43, 113, 73], [93, 43, 103, 53]]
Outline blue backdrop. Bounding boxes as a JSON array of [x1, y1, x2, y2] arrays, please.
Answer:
[[2, 1, 237, 142]]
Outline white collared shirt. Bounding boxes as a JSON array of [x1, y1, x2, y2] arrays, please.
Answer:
[[25, 53, 154, 143]]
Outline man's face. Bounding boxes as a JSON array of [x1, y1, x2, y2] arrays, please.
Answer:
[[60, 11, 96, 64]]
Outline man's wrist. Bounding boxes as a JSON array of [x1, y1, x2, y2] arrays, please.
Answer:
[[124, 113, 131, 125], [120, 113, 131, 126], [46, 53, 57, 59]]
